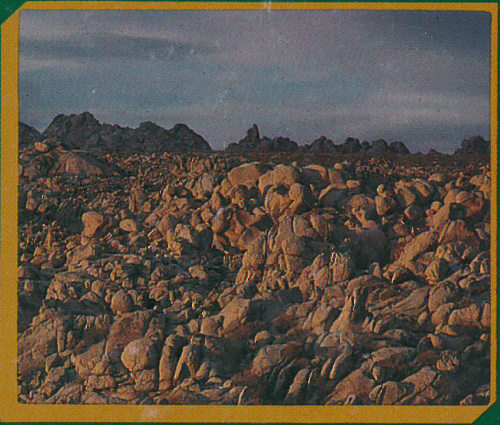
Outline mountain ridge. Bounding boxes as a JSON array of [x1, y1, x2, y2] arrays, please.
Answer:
[[19, 113, 490, 155], [36, 111, 212, 153]]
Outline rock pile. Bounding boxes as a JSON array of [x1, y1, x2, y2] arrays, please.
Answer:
[[18, 143, 490, 405]]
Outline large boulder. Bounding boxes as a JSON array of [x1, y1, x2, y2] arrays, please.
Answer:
[[228, 162, 269, 188], [105, 311, 153, 362], [219, 297, 254, 334], [251, 344, 298, 376], [258, 164, 301, 194], [121, 338, 158, 372], [326, 368, 376, 404]]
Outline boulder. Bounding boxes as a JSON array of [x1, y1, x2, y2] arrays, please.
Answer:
[[259, 164, 301, 194], [228, 162, 269, 188], [319, 185, 346, 207], [252, 344, 297, 376], [119, 219, 138, 233], [82, 212, 104, 238], [121, 338, 158, 372], [326, 368, 376, 404], [110, 290, 134, 314]]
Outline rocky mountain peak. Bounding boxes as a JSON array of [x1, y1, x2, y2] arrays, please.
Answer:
[[247, 124, 260, 142], [18, 114, 488, 156], [138, 121, 161, 130], [19, 122, 43, 148], [37, 112, 212, 153], [454, 136, 490, 156]]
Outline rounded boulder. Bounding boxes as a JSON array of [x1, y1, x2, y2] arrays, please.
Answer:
[[121, 338, 158, 372]]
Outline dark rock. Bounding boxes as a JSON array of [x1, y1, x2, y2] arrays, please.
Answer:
[[19, 122, 43, 147], [390, 141, 411, 154], [454, 136, 489, 156], [340, 137, 361, 153], [226, 125, 299, 153], [41, 112, 212, 152], [369, 139, 389, 154], [305, 136, 337, 152]]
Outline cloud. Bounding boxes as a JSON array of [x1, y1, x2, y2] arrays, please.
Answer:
[[21, 32, 216, 62], [19, 10, 491, 152]]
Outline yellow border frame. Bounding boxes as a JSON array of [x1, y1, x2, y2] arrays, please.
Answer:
[[1, 2, 497, 423]]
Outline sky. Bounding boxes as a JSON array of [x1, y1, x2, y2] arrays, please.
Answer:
[[20, 10, 491, 152]]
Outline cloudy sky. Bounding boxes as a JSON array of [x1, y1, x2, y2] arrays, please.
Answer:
[[20, 10, 490, 152]]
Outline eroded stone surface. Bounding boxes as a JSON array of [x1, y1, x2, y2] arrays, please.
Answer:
[[17, 141, 490, 405]]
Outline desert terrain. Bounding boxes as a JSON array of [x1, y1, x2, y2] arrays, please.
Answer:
[[17, 113, 491, 405]]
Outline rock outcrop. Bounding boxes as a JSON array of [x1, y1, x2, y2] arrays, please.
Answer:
[[40, 112, 212, 153], [17, 132, 490, 406], [226, 124, 299, 153], [19, 122, 43, 147], [454, 136, 490, 156], [20, 115, 488, 157], [225, 127, 412, 154]]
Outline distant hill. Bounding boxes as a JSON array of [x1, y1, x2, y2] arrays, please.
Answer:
[[19, 122, 43, 148], [454, 136, 490, 156], [225, 124, 411, 154], [25, 112, 212, 153], [225, 124, 299, 153], [18, 115, 489, 156]]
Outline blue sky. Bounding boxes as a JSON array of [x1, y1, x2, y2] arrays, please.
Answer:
[[19, 10, 491, 152]]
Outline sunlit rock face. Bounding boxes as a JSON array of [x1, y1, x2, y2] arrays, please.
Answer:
[[17, 126, 490, 405]]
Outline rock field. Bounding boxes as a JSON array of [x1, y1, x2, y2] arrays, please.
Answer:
[[18, 134, 491, 405]]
